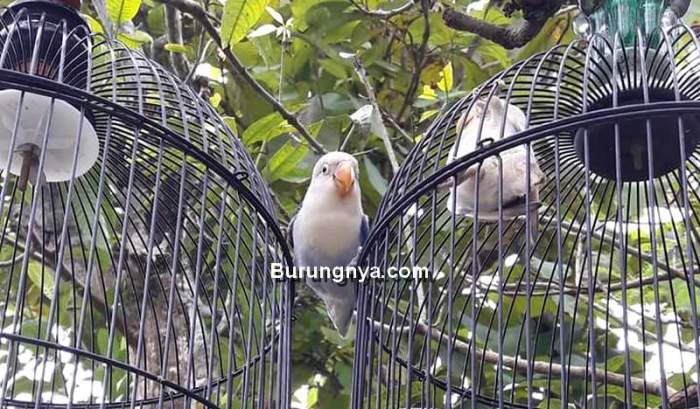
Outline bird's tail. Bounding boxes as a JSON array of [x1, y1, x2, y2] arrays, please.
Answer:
[[326, 298, 356, 338], [528, 203, 539, 248]]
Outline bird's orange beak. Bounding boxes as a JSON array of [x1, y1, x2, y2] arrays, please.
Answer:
[[334, 162, 355, 197]]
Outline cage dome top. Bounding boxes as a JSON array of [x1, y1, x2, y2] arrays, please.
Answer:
[[0, 0, 280, 214], [0, 2, 292, 408], [352, 1, 700, 408], [369, 0, 699, 225]]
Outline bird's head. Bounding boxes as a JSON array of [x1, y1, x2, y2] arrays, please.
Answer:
[[310, 151, 360, 200], [456, 95, 503, 134]]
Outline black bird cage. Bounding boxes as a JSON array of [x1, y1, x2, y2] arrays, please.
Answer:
[[0, 0, 292, 407], [352, 1, 700, 408]]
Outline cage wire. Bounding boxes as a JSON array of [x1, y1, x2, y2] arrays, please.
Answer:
[[352, 1, 700, 408], [0, 0, 293, 408]]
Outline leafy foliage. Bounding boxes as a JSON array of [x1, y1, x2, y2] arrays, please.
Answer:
[[106, 0, 142, 27], [221, 0, 270, 46], [4, 0, 700, 406]]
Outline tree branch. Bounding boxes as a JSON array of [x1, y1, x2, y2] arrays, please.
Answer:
[[164, 5, 190, 79], [158, 0, 218, 23], [156, 0, 327, 154], [442, 0, 565, 49], [365, 316, 674, 397], [3, 232, 137, 347], [397, 0, 430, 120], [410, 321, 675, 397], [555, 218, 700, 290], [0, 251, 26, 267], [348, 0, 415, 18], [352, 59, 400, 173], [381, 109, 414, 144]]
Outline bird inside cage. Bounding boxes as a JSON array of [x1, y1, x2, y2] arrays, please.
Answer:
[[441, 91, 545, 270], [444, 93, 545, 225]]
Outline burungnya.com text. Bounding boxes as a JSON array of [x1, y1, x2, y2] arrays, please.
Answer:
[[270, 264, 433, 284]]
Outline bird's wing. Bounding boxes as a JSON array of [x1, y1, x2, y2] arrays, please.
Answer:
[[533, 156, 547, 188], [360, 214, 370, 245], [506, 103, 528, 132]]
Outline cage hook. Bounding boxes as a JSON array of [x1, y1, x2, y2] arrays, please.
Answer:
[[233, 170, 250, 181], [476, 137, 495, 149]]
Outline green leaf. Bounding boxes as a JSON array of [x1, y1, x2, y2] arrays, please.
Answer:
[[209, 92, 222, 108], [437, 61, 453, 93], [146, 5, 166, 35], [223, 116, 237, 132], [363, 156, 387, 196], [419, 109, 439, 122], [418, 84, 438, 101], [601, 384, 661, 408], [83, 14, 104, 33], [106, 0, 141, 27], [408, 13, 454, 46], [164, 43, 190, 53], [477, 40, 511, 69], [319, 58, 348, 79], [221, 0, 268, 47], [242, 111, 295, 145], [290, 0, 317, 30], [27, 262, 55, 299], [117, 30, 152, 49], [266, 142, 308, 182], [307, 386, 319, 408]]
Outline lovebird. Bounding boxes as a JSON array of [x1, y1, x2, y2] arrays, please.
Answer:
[[444, 95, 545, 244], [289, 151, 369, 337]]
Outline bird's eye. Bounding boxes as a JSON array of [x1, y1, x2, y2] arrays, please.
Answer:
[[322, 165, 329, 174]]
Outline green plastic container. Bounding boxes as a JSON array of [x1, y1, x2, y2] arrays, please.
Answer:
[[589, 0, 666, 46]]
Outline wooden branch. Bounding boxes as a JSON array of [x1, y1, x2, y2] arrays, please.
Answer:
[[352, 59, 400, 173], [442, 0, 565, 50], [164, 5, 190, 79], [157, 0, 218, 23], [409, 321, 675, 397], [364, 315, 674, 397], [555, 218, 700, 290], [348, 0, 415, 18], [669, 383, 700, 409], [0, 251, 26, 267], [382, 109, 414, 144], [156, 0, 327, 155], [4, 232, 137, 347], [396, 0, 430, 120], [221, 50, 326, 155]]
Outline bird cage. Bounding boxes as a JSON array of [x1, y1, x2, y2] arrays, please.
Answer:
[[0, 0, 293, 407], [352, 1, 700, 408]]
